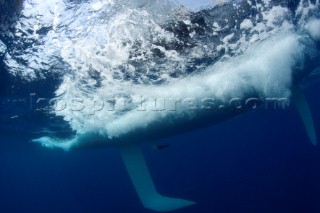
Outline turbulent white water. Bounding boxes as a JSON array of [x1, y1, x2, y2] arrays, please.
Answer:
[[1, 0, 319, 149], [0, 39, 5, 57]]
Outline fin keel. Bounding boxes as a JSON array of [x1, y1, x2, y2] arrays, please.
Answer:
[[292, 86, 317, 146], [119, 145, 195, 212]]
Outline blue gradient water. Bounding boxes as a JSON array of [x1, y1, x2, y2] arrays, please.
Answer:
[[1, 80, 319, 213], [1, 1, 320, 213]]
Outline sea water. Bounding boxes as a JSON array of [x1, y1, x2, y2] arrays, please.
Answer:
[[1, 0, 320, 212]]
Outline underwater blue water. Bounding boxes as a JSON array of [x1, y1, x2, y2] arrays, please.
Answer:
[[1, 0, 320, 212], [0, 73, 320, 213]]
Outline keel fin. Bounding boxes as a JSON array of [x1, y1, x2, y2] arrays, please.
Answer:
[[119, 145, 195, 212], [292, 86, 317, 146]]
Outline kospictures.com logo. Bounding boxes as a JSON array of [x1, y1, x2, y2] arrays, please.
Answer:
[[29, 93, 290, 115]]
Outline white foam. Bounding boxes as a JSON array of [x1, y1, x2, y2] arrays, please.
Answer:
[[0, 40, 6, 56], [2, 0, 319, 149], [33, 136, 76, 150], [91, 1, 105, 11], [2, 0, 308, 81], [52, 33, 302, 142], [305, 19, 320, 42], [176, 0, 214, 11], [33, 32, 306, 150], [240, 19, 253, 29], [262, 6, 290, 28]]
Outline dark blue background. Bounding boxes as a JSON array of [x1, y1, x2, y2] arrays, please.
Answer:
[[0, 81, 319, 213], [1, 0, 320, 211]]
